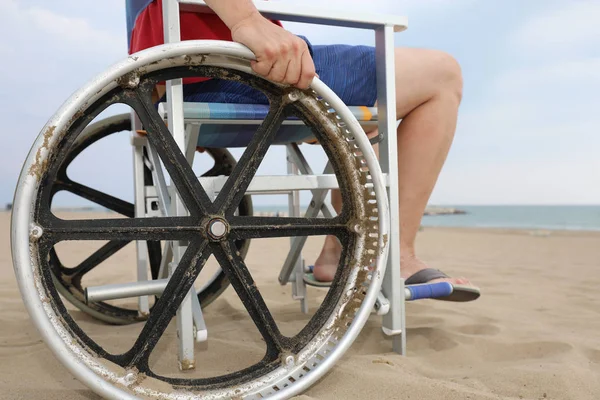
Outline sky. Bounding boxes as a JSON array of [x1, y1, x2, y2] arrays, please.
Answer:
[[1, 0, 599, 207]]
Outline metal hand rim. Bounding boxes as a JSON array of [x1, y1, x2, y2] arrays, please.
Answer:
[[11, 40, 390, 400]]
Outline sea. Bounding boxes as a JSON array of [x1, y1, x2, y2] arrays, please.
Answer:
[[420, 205, 600, 231], [253, 205, 600, 232], [44, 205, 600, 232]]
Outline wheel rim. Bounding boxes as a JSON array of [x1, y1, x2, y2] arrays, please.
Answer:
[[12, 41, 389, 399]]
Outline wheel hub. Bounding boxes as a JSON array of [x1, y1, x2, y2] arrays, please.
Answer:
[[207, 217, 229, 240]]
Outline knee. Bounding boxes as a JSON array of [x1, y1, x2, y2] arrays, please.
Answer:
[[433, 51, 463, 103]]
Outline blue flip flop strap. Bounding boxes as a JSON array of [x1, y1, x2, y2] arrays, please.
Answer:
[[406, 282, 453, 300]]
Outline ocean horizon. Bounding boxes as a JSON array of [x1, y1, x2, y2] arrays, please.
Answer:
[[42, 204, 600, 232], [419, 205, 600, 231], [251, 204, 600, 231]]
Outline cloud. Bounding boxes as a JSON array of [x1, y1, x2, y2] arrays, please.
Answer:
[[0, 1, 124, 55], [0, 1, 128, 205], [25, 7, 123, 53], [460, 39, 600, 139], [494, 58, 600, 90], [512, 0, 600, 52], [0, 0, 127, 104], [290, 0, 471, 15], [281, 0, 472, 45], [431, 155, 600, 205], [440, 17, 600, 206]]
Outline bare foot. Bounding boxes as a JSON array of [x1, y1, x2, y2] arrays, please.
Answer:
[[313, 238, 472, 286], [401, 253, 471, 285], [313, 236, 472, 286], [312, 236, 341, 282]]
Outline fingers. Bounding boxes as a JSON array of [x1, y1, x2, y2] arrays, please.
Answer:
[[296, 49, 316, 89], [281, 39, 316, 89], [250, 39, 278, 77], [250, 35, 316, 89], [231, 15, 315, 88], [251, 59, 272, 77], [267, 58, 289, 83], [283, 53, 300, 86], [266, 38, 291, 84]]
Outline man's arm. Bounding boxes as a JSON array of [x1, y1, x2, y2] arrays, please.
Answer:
[[203, 0, 259, 30], [204, 0, 315, 89]]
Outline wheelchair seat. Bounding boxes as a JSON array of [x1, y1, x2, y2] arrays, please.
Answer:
[[158, 102, 378, 148]]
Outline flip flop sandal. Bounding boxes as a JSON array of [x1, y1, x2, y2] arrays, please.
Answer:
[[405, 268, 480, 302], [303, 272, 332, 288]]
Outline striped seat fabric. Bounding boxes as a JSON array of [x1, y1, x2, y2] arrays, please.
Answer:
[[160, 102, 378, 148]]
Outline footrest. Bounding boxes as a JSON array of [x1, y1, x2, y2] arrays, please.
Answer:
[[405, 282, 453, 301]]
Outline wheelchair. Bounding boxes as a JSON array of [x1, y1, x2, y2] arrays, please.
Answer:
[[10, 1, 458, 398]]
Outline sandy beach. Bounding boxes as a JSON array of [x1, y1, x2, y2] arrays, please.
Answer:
[[1, 210, 599, 399]]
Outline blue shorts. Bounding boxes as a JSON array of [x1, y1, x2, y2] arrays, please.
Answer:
[[182, 38, 377, 107]]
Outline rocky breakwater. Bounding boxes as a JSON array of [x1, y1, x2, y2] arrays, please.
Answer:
[[423, 207, 466, 216]]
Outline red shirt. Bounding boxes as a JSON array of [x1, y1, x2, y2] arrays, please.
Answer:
[[130, 0, 282, 53]]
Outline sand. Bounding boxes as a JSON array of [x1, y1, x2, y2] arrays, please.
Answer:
[[1, 210, 599, 399]]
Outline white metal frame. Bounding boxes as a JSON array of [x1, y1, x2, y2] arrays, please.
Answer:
[[156, 0, 407, 360]]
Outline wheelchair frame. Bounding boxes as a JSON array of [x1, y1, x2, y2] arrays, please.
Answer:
[[156, 0, 407, 362]]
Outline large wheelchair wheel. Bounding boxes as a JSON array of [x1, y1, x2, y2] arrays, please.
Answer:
[[49, 113, 251, 324], [12, 41, 389, 399]]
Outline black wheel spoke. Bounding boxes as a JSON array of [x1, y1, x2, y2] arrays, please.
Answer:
[[212, 240, 283, 355], [29, 60, 376, 389], [229, 216, 348, 240], [53, 179, 134, 218], [123, 239, 211, 369], [127, 86, 213, 215], [44, 216, 197, 242], [215, 101, 287, 215], [67, 240, 129, 287]]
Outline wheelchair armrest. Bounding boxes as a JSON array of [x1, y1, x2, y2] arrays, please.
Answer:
[[179, 0, 408, 32]]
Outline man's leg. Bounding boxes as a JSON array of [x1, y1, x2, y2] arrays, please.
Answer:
[[313, 48, 469, 285]]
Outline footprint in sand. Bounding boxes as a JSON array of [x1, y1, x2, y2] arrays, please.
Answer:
[[0, 339, 46, 357], [585, 348, 600, 364], [408, 327, 458, 352], [407, 316, 445, 326], [456, 324, 501, 336], [480, 341, 572, 362], [0, 340, 44, 348]]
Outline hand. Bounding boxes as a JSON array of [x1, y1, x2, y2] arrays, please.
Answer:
[[231, 12, 316, 89]]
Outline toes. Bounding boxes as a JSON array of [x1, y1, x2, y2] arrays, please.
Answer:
[[452, 277, 472, 285]]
